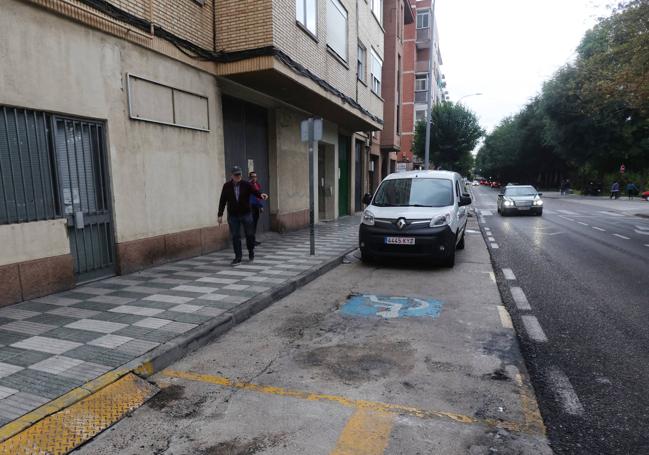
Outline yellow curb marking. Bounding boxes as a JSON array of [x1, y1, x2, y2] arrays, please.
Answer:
[[330, 408, 394, 455], [0, 373, 157, 455], [162, 369, 537, 435], [515, 373, 547, 435]]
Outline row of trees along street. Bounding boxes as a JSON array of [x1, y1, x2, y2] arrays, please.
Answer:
[[412, 102, 485, 176], [476, 0, 649, 192]]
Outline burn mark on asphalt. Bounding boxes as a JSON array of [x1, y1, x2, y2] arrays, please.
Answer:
[[296, 341, 415, 383], [147, 383, 206, 418], [199, 433, 287, 455]]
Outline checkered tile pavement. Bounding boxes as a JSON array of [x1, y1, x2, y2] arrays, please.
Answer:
[[0, 216, 359, 426]]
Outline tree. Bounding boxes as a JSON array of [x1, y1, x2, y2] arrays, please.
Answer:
[[413, 102, 484, 176], [477, 0, 649, 189]]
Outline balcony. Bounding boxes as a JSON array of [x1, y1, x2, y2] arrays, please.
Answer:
[[415, 90, 429, 104], [416, 27, 431, 49]]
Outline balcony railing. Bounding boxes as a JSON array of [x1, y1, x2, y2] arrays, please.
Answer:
[[416, 27, 431, 48]]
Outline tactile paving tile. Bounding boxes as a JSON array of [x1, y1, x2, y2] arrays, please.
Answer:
[[0, 373, 157, 455]]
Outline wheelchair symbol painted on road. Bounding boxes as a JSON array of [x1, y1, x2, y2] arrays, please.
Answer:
[[340, 294, 444, 319]]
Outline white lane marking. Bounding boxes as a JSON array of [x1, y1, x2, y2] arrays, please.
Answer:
[[510, 287, 531, 311], [558, 215, 575, 222], [592, 226, 606, 232], [613, 233, 630, 240], [577, 222, 589, 226], [634, 229, 649, 236], [502, 268, 516, 280], [497, 306, 513, 329], [558, 210, 579, 215], [490, 243, 499, 249], [635, 225, 649, 231], [465, 229, 480, 234], [598, 210, 624, 217], [522, 315, 548, 342], [645, 244, 649, 248], [480, 210, 494, 216], [547, 368, 585, 416], [488, 236, 496, 242]]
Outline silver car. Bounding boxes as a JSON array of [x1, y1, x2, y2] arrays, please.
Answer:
[[497, 185, 544, 216]]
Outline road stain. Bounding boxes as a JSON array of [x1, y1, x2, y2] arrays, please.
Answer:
[[295, 341, 415, 383], [199, 433, 287, 455]]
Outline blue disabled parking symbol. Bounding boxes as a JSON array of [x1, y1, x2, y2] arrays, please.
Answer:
[[340, 294, 444, 319]]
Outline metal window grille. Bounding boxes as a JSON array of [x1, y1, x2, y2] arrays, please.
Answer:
[[0, 106, 60, 224]]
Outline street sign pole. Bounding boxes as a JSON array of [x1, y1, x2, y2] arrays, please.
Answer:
[[301, 118, 323, 256], [308, 119, 315, 256]]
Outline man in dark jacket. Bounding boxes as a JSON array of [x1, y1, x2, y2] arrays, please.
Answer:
[[218, 166, 268, 265]]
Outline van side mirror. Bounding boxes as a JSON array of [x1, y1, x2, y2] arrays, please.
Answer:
[[362, 193, 373, 205], [537, 192, 543, 196], [459, 194, 472, 207]]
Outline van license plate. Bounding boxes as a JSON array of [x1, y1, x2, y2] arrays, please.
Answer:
[[385, 237, 415, 245]]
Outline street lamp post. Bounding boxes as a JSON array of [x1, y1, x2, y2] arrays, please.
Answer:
[[457, 92, 483, 104]]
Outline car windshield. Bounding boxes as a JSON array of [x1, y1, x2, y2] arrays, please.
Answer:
[[373, 178, 454, 207], [505, 186, 537, 197]]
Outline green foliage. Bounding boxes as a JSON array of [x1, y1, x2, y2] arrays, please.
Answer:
[[412, 102, 484, 176], [477, 0, 649, 190]]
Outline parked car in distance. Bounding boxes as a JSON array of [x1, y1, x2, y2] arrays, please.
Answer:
[[359, 170, 471, 267], [497, 185, 544, 216], [472, 180, 480, 186], [641, 190, 649, 201]]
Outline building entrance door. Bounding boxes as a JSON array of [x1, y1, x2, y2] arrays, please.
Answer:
[[222, 96, 270, 232], [338, 135, 350, 217], [53, 117, 115, 282]]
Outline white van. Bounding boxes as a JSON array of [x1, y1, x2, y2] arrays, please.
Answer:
[[359, 170, 471, 267]]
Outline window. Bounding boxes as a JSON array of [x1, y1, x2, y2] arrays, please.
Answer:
[[373, 178, 454, 208], [415, 109, 426, 122], [371, 0, 382, 24], [296, 0, 317, 35], [415, 74, 428, 92], [357, 43, 367, 83], [0, 106, 59, 224], [416, 10, 429, 29], [327, 0, 348, 61], [370, 49, 382, 95]]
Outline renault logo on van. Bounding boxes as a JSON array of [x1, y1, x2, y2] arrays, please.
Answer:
[[396, 218, 407, 230]]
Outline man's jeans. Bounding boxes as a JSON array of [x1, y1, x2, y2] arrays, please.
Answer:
[[228, 213, 255, 259]]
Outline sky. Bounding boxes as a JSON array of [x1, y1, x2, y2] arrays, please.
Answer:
[[435, 0, 611, 134]]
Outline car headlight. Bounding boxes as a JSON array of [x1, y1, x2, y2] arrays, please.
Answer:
[[503, 200, 514, 207], [362, 210, 375, 226], [430, 213, 451, 227], [533, 199, 543, 206]]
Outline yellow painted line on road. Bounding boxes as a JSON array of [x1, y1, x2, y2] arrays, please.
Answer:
[[515, 373, 546, 436], [162, 369, 536, 435], [330, 408, 394, 455], [0, 373, 157, 455]]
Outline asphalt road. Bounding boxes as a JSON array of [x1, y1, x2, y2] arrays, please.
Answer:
[[74, 216, 551, 454], [471, 185, 649, 455]]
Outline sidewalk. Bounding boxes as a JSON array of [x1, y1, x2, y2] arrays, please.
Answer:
[[543, 191, 649, 218], [0, 216, 359, 434]]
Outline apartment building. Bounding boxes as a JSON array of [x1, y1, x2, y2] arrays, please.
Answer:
[[377, 0, 414, 183], [399, 0, 445, 167], [0, 0, 384, 306]]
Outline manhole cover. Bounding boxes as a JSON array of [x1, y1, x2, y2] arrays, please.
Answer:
[[340, 294, 444, 319]]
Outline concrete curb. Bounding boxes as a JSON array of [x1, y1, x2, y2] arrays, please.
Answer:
[[0, 247, 355, 444]]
